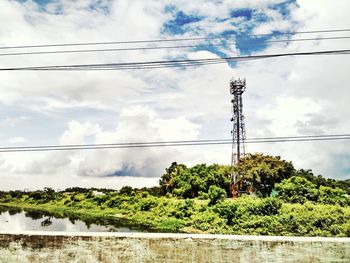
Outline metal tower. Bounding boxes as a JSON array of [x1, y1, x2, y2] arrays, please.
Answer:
[[230, 78, 247, 196]]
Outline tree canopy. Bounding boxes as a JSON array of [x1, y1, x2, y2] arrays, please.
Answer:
[[236, 153, 295, 197], [159, 154, 296, 198], [159, 162, 231, 198]]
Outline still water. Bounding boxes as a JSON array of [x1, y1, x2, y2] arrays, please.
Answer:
[[0, 206, 146, 232]]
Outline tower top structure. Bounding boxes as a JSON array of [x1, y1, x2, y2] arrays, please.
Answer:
[[230, 78, 246, 95]]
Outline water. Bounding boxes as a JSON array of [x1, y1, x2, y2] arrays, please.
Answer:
[[0, 206, 146, 232]]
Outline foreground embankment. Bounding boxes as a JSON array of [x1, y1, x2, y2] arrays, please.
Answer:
[[0, 232, 349, 263]]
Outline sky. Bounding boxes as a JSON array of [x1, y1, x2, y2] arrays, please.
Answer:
[[0, 0, 349, 190]]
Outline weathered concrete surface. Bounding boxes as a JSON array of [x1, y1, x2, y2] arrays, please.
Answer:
[[0, 232, 349, 263]]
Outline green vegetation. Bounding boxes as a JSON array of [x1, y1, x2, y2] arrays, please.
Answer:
[[159, 154, 297, 198], [276, 176, 349, 206], [0, 153, 349, 237]]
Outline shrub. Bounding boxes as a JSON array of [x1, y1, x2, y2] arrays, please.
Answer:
[[213, 200, 238, 225], [318, 186, 349, 206], [208, 186, 227, 205], [276, 176, 318, 203], [139, 198, 158, 212], [198, 191, 209, 200]]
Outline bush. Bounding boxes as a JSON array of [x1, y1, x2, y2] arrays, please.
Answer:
[[198, 191, 209, 200], [139, 198, 158, 211], [190, 210, 227, 232], [158, 218, 183, 231], [213, 200, 238, 225], [208, 186, 227, 205], [247, 197, 282, 216], [276, 176, 350, 206], [276, 176, 318, 204]]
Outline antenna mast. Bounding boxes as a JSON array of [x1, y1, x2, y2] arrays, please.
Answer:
[[230, 78, 247, 197]]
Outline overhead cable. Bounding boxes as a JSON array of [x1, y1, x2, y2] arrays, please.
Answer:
[[1, 28, 350, 50], [0, 36, 349, 57], [1, 49, 349, 71], [1, 133, 350, 153]]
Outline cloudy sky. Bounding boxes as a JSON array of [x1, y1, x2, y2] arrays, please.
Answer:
[[0, 0, 349, 190]]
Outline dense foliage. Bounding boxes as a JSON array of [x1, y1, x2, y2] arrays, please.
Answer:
[[159, 162, 231, 197], [0, 189, 349, 237], [0, 153, 349, 237], [235, 153, 295, 196], [276, 176, 349, 206]]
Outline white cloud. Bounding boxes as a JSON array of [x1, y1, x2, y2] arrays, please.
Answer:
[[258, 97, 321, 135], [0, 0, 349, 190], [0, 105, 202, 189], [7, 137, 27, 144], [59, 121, 102, 145], [79, 105, 201, 177]]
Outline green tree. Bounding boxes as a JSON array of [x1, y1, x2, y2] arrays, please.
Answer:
[[119, 186, 134, 196], [296, 169, 350, 195], [237, 153, 295, 197], [159, 162, 189, 196], [159, 162, 230, 198]]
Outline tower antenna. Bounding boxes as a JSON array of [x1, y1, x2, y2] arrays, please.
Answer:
[[230, 77, 247, 197]]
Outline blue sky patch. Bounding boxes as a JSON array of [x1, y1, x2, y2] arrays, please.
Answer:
[[331, 154, 350, 180], [161, 1, 298, 60], [254, 12, 270, 23], [108, 164, 144, 177], [270, 0, 297, 18], [16, 0, 111, 15], [163, 9, 203, 35], [230, 9, 253, 20], [16, 0, 53, 5], [234, 32, 271, 55], [88, 0, 112, 15]]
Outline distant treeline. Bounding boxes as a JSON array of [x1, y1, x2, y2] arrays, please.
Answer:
[[0, 154, 349, 236], [1, 153, 350, 205]]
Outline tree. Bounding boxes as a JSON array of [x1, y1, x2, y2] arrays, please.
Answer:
[[119, 186, 134, 195], [159, 162, 231, 198], [159, 162, 188, 195], [160, 154, 295, 198], [296, 169, 350, 195], [236, 153, 295, 197]]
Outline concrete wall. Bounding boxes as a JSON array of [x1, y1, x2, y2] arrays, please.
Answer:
[[0, 232, 349, 263]]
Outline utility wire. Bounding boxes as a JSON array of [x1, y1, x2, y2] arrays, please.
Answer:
[[1, 36, 349, 57], [1, 134, 350, 153], [1, 49, 349, 71], [1, 133, 349, 149], [1, 28, 350, 50]]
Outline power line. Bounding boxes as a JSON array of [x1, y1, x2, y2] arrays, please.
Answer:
[[0, 134, 350, 153], [1, 36, 349, 57], [1, 28, 350, 50], [2, 133, 349, 150], [1, 49, 349, 71]]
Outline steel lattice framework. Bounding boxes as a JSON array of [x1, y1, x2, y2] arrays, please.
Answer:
[[230, 78, 247, 195]]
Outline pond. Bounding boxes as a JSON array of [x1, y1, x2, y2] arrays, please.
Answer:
[[0, 206, 148, 232]]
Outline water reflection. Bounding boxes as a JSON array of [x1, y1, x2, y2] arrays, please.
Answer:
[[25, 210, 44, 220], [0, 206, 146, 232]]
